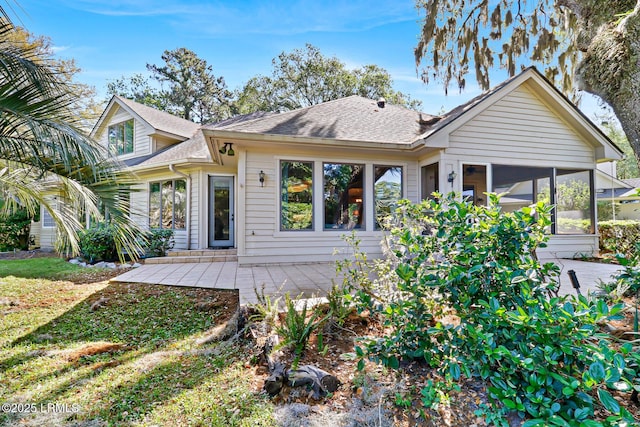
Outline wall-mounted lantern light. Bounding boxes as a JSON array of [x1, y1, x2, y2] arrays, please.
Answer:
[[219, 142, 235, 156], [259, 170, 265, 187], [447, 171, 457, 183]]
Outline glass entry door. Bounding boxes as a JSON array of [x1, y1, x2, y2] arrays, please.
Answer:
[[208, 176, 234, 248]]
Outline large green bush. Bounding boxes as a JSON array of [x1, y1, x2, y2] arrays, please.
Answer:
[[79, 226, 173, 262], [79, 225, 118, 263], [599, 220, 640, 259], [343, 194, 638, 426]]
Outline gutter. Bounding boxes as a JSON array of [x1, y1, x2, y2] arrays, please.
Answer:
[[169, 163, 191, 249]]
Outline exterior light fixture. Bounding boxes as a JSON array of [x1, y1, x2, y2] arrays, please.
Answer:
[[448, 171, 457, 183], [259, 170, 265, 187], [219, 142, 235, 156]]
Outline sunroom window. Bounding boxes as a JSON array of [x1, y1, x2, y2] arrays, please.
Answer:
[[556, 169, 594, 234], [492, 165, 594, 234], [108, 119, 134, 155], [280, 161, 313, 231]]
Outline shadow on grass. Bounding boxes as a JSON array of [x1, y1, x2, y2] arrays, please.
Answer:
[[1, 282, 242, 426]]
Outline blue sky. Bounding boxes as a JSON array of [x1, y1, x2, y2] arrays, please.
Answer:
[[14, 0, 606, 118]]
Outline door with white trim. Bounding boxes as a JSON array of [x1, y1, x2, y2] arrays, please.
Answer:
[[208, 176, 234, 248]]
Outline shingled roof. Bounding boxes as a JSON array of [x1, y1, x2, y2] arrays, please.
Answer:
[[206, 96, 441, 144], [127, 129, 212, 167], [115, 96, 200, 139]]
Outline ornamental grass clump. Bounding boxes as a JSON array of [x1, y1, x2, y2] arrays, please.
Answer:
[[348, 193, 639, 426]]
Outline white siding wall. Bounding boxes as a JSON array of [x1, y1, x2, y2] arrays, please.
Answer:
[[445, 85, 599, 257], [96, 107, 152, 159], [618, 203, 640, 221], [539, 236, 600, 259], [447, 86, 594, 169], [239, 146, 419, 265], [30, 220, 41, 248], [189, 172, 200, 249]]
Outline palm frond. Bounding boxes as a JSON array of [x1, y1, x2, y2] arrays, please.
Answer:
[[0, 18, 145, 261]]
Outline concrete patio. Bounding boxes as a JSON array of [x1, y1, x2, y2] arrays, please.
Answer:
[[111, 261, 340, 305], [110, 257, 622, 305]]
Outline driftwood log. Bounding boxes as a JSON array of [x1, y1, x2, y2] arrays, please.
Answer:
[[262, 335, 340, 399]]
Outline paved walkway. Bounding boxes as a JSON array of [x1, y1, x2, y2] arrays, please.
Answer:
[[111, 261, 340, 305], [110, 258, 622, 305], [541, 258, 620, 296]]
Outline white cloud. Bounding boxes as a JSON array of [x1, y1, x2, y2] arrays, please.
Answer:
[[51, 45, 70, 53]]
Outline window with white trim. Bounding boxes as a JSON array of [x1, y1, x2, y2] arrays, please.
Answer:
[[108, 119, 134, 155], [149, 179, 186, 230]]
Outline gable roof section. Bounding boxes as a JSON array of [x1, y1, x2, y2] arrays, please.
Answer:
[[92, 96, 200, 140], [421, 67, 623, 161], [206, 96, 440, 145]]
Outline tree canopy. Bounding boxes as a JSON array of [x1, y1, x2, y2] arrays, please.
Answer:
[[107, 48, 233, 124], [414, 0, 640, 166], [8, 25, 101, 130], [234, 44, 422, 113]]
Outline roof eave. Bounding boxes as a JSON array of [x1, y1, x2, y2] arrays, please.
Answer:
[[127, 158, 215, 173], [203, 129, 416, 151]]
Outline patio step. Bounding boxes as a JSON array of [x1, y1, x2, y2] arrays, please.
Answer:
[[145, 249, 237, 264]]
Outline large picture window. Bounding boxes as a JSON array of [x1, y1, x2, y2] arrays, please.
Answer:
[[324, 163, 364, 230], [108, 119, 134, 155], [374, 165, 403, 229], [280, 161, 313, 230], [149, 179, 186, 230]]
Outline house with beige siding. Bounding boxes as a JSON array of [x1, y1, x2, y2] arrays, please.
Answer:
[[32, 67, 622, 263]]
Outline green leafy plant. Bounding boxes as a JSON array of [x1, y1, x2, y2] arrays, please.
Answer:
[[145, 229, 174, 257], [249, 284, 281, 329], [276, 292, 328, 368], [316, 331, 329, 356], [347, 193, 639, 426], [78, 224, 118, 263], [0, 202, 34, 251], [325, 283, 353, 328]]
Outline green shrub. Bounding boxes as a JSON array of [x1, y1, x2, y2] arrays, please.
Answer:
[[599, 220, 640, 259], [145, 229, 174, 257], [346, 193, 638, 426], [78, 224, 118, 263], [0, 204, 33, 251]]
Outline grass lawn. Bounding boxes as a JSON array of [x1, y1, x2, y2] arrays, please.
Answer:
[[0, 258, 275, 426]]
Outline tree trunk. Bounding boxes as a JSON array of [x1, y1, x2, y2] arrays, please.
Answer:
[[575, 1, 640, 166]]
